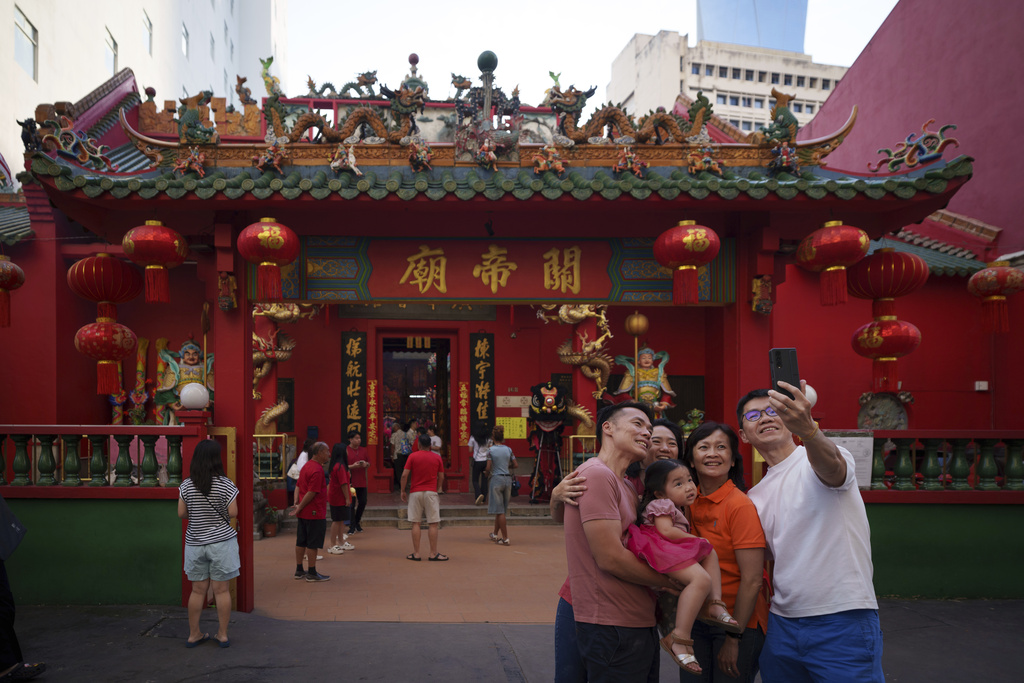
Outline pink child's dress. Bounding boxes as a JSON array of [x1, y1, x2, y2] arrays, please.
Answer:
[[626, 498, 713, 573]]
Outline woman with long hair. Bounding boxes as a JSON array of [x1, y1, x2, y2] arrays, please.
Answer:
[[326, 443, 354, 554], [626, 417, 684, 498], [485, 424, 517, 545], [679, 421, 769, 682], [468, 423, 492, 505], [178, 439, 239, 648]]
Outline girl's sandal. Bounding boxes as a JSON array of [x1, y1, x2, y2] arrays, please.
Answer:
[[659, 633, 701, 675], [698, 598, 744, 634]]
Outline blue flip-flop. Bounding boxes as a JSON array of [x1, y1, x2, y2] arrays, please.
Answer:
[[217, 638, 231, 648], [185, 634, 211, 648]]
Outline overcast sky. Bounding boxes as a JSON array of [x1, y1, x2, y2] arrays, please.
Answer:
[[286, 0, 899, 111]]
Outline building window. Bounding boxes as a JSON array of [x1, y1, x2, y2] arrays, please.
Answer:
[[681, 57, 685, 71], [231, 0, 234, 14], [680, 80, 685, 92], [230, 40, 234, 62], [716, 93, 727, 105], [729, 95, 739, 106], [719, 66, 728, 78], [142, 11, 153, 55], [741, 121, 752, 131], [806, 104, 814, 114], [691, 63, 700, 75], [793, 103, 803, 113], [224, 21, 228, 45], [758, 71, 766, 83], [210, 33, 215, 60], [771, 72, 780, 84], [769, 99, 776, 108], [224, 69, 229, 99], [741, 96, 752, 107], [182, 85, 189, 99], [797, 76, 805, 87], [745, 69, 754, 81], [822, 78, 831, 90], [181, 23, 189, 58], [784, 74, 793, 85], [729, 119, 740, 128], [754, 99, 764, 109], [705, 64, 713, 76], [809, 77, 818, 88], [732, 68, 741, 79], [14, 5, 37, 80], [105, 28, 118, 76]]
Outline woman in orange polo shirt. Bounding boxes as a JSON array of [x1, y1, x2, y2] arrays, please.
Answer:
[[682, 421, 769, 683]]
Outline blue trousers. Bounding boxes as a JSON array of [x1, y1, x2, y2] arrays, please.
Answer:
[[760, 609, 883, 683], [555, 597, 586, 683]]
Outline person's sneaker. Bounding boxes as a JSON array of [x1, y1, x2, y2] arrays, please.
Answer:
[[353, 526, 364, 533], [294, 569, 306, 579], [343, 533, 350, 541], [327, 545, 344, 555], [341, 542, 355, 551], [475, 495, 485, 505], [305, 571, 331, 582]]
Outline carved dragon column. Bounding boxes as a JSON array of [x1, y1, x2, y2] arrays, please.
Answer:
[[573, 316, 599, 436]]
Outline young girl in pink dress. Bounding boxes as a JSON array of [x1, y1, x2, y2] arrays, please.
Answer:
[[626, 459, 742, 675]]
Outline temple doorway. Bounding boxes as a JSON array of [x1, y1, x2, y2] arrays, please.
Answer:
[[380, 336, 452, 484]]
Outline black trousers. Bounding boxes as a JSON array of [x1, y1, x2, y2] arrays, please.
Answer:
[[351, 487, 368, 528], [0, 559, 22, 668]]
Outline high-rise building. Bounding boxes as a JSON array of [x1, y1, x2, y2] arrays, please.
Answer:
[[1, 0, 287, 183], [607, 28, 846, 134]]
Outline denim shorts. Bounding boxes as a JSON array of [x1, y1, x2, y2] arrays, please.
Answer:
[[184, 537, 240, 582]]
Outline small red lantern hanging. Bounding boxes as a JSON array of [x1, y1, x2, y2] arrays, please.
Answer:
[[237, 217, 300, 301], [795, 220, 869, 306], [847, 247, 930, 317], [122, 220, 188, 303], [653, 220, 721, 305], [67, 253, 142, 393], [0, 254, 26, 327], [967, 261, 1024, 333], [74, 319, 138, 394], [851, 319, 922, 393]]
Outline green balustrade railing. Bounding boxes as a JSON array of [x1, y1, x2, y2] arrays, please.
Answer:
[[0, 425, 199, 487], [870, 431, 1024, 491]]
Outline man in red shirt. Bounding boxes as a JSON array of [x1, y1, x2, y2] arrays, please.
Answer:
[[346, 430, 370, 533], [288, 441, 331, 582], [400, 434, 447, 561]]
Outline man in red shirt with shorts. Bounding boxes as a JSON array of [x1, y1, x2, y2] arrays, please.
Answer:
[[289, 441, 331, 582], [400, 434, 447, 561]]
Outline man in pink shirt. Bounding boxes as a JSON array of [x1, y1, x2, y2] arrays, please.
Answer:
[[564, 401, 680, 682], [401, 434, 447, 561]]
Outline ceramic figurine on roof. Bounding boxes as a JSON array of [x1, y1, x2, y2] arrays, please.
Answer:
[[409, 139, 433, 172], [41, 115, 118, 171], [253, 140, 289, 174], [401, 55, 428, 98], [17, 117, 42, 151], [454, 52, 523, 164], [532, 144, 567, 176], [173, 147, 206, 177], [687, 145, 723, 176], [768, 143, 800, 176], [614, 146, 648, 177], [869, 119, 959, 172], [175, 91, 219, 145], [259, 56, 284, 98], [475, 138, 498, 171], [548, 85, 690, 147], [236, 76, 257, 105], [450, 73, 472, 101], [330, 144, 362, 176], [751, 88, 799, 146], [286, 83, 425, 145]]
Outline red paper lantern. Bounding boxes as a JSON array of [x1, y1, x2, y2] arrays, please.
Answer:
[[237, 217, 300, 301], [0, 255, 26, 327], [653, 220, 721, 305], [847, 248, 930, 317], [795, 220, 869, 306], [67, 253, 143, 307], [851, 318, 922, 393], [74, 320, 137, 394], [967, 261, 1024, 333], [122, 220, 188, 303], [67, 253, 142, 393]]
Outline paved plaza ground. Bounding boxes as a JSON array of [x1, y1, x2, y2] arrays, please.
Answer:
[[11, 523, 1024, 681]]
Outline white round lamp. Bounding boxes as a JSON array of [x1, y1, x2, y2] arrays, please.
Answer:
[[179, 382, 211, 410]]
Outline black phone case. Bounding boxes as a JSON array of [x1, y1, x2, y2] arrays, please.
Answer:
[[769, 348, 800, 400]]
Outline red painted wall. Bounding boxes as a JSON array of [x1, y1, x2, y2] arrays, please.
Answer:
[[800, 0, 1024, 254]]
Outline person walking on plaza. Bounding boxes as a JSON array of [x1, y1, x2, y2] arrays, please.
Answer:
[[346, 430, 370, 533], [390, 422, 408, 487], [289, 438, 314, 506], [178, 439, 240, 648], [327, 443, 355, 555], [485, 425, 517, 545], [401, 434, 447, 561], [289, 442, 332, 582], [428, 424, 445, 494], [739, 382, 882, 682], [468, 424, 491, 505]]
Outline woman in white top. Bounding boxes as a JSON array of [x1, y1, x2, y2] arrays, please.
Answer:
[[179, 439, 239, 648], [468, 424, 491, 505]]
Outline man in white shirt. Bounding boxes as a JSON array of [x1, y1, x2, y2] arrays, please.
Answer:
[[738, 381, 882, 683]]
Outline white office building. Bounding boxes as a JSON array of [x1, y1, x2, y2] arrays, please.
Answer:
[[607, 30, 848, 136]]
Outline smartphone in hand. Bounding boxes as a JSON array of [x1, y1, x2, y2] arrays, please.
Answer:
[[769, 348, 800, 400]]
